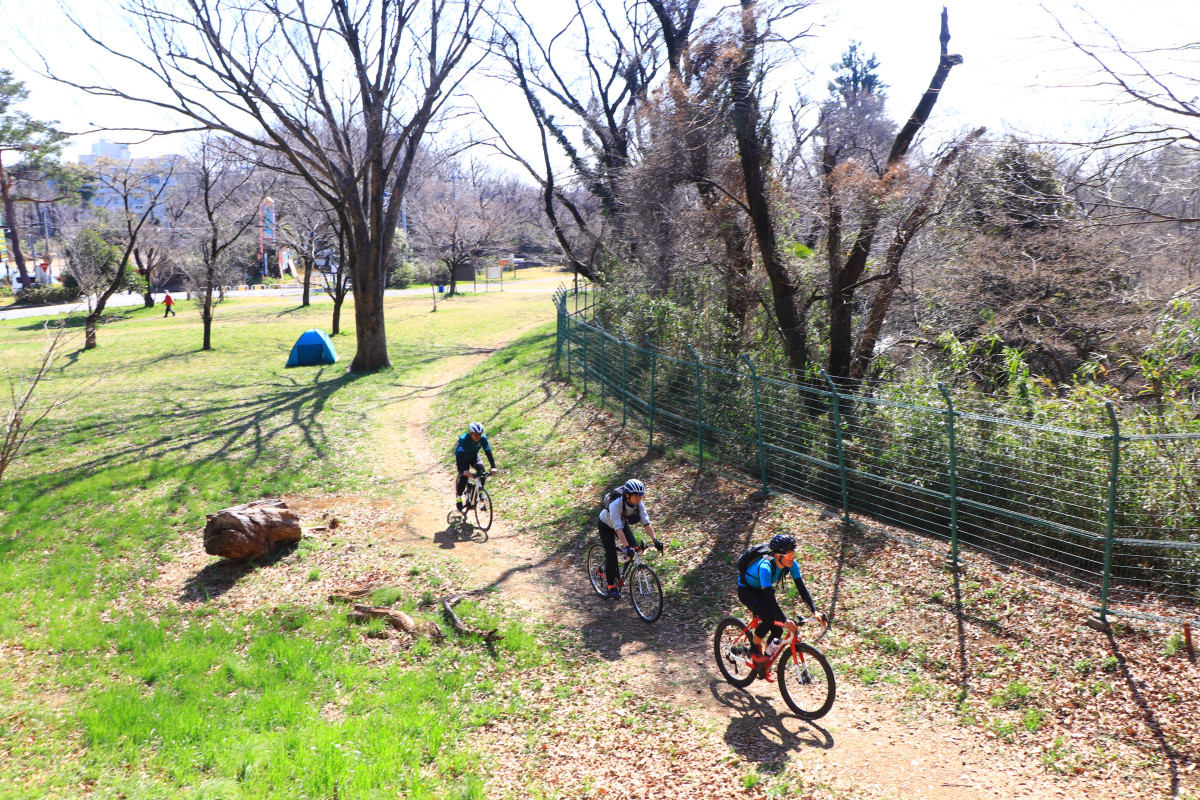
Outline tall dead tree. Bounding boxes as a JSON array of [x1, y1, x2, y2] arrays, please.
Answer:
[[49, 0, 483, 371], [823, 7, 963, 382]]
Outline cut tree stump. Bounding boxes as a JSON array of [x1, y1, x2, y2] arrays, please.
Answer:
[[203, 499, 302, 560], [347, 605, 444, 641]]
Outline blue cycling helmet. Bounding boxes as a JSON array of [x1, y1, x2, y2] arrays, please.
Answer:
[[622, 478, 645, 495], [468, 422, 484, 434], [769, 534, 796, 554]]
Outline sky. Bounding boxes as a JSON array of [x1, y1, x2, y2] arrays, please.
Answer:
[[0, 0, 1193, 164]]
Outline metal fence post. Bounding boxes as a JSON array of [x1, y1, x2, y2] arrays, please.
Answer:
[[820, 370, 851, 524], [581, 322, 589, 397], [742, 355, 769, 494], [1089, 402, 1121, 631], [598, 324, 606, 410], [554, 291, 566, 375], [939, 383, 961, 570], [687, 344, 704, 470], [644, 335, 657, 449], [620, 331, 628, 426]]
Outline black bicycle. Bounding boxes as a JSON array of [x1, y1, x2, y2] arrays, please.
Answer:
[[449, 467, 493, 532], [586, 541, 664, 622]]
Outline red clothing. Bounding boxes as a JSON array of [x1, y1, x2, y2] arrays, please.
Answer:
[[164, 295, 174, 306]]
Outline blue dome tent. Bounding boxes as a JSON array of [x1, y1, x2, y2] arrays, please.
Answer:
[[286, 329, 338, 367]]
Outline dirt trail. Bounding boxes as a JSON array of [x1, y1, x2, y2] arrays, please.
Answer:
[[366, 339, 1136, 800]]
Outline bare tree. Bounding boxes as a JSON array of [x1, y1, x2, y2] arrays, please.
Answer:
[[277, 182, 338, 309], [67, 157, 177, 348], [319, 220, 355, 335], [178, 138, 266, 351], [49, 0, 484, 371], [818, 7, 964, 382], [410, 157, 527, 297], [1, 323, 90, 484], [489, 0, 659, 282]]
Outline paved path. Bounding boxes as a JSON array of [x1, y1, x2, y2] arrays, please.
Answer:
[[0, 279, 564, 322]]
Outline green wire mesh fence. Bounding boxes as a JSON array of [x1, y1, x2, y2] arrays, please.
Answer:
[[553, 287, 1200, 627]]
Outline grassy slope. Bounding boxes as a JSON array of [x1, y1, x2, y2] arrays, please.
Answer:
[[0, 292, 555, 800], [428, 323, 1200, 799]]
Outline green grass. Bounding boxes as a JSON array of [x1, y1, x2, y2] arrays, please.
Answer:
[[0, 290, 557, 798]]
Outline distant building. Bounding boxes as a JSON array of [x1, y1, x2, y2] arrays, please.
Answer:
[[78, 139, 131, 164], [78, 143, 183, 216]]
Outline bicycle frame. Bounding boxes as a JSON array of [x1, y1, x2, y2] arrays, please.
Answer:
[[464, 469, 488, 504], [735, 616, 823, 673]]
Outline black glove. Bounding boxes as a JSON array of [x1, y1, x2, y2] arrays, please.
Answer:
[[623, 546, 636, 558], [653, 540, 664, 553]]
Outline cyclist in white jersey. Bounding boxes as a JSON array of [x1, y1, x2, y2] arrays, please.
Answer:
[[597, 478, 662, 598]]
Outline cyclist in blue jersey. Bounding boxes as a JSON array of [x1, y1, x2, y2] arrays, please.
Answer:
[[455, 422, 496, 512], [737, 534, 827, 680]]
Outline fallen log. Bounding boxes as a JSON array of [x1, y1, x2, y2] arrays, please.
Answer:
[[203, 499, 302, 559], [348, 605, 444, 642], [441, 595, 504, 642]]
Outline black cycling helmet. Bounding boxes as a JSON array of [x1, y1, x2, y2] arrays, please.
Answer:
[[769, 534, 796, 554]]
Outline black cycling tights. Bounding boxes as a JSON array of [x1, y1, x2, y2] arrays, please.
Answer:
[[737, 583, 787, 646]]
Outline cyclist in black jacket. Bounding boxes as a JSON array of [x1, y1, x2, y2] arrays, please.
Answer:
[[455, 422, 496, 512]]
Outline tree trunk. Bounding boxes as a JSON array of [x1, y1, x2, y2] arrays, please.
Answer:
[[84, 313, 97, 349], [0, 170, 30, 288], [134, 249, 155, 307], [331, 297, 343, 336], [731, 0, 809, 376], [202, 285, 213, 351], [345, 215, 391, 372], [302, 255, 312, 307]]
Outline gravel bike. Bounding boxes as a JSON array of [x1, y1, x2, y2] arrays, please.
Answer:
[[586, 541, 664, 623], [450, 467, 493, 532], [713, 615, 836, 720]]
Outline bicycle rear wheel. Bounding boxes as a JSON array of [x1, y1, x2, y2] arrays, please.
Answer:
[[473, 487, 493, 531], [713, 617, 756, 688], [777, 643, 836, 720], [585, 544, 609, 597], [629, 564, 662, 623]]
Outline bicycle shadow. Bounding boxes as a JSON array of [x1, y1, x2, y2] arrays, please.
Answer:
[[708, 680, 833, 763], [433, 515, 489, 549]]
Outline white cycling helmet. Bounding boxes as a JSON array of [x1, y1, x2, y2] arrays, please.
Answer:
[[622, 478, 645, 495], [468, 422, 484, 434]]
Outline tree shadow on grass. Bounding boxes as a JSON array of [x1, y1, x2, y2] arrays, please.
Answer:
[[2, 368, 368, 556], [179, 542, 299, 603]]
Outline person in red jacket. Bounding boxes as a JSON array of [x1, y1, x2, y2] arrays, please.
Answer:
[[163, 292, 176, 317]]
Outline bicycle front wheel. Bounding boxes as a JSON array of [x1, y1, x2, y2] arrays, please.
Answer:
[[585, 544, 609, 597], [777, 643, 836, 720], [473, 487, 493, 531], [713, 617, 756, 688], [629, 564, 662, 623]]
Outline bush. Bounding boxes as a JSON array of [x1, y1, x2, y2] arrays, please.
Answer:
[[15, 285, 82, 305], [388, 257, 415, 289]]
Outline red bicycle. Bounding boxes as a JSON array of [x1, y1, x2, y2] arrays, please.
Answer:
[[713, 615, 836, 720]]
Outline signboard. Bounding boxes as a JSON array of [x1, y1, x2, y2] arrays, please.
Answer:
[[486, 265, 502, 279]]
